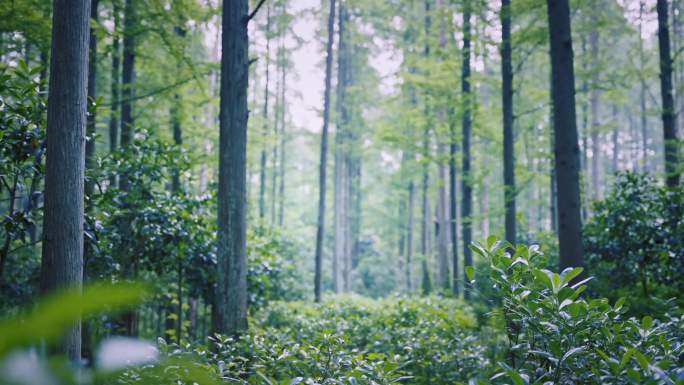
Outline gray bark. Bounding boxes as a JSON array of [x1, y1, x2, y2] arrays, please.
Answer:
[[657, 0, 680, 187], [313, 0, 337, 302], [501, 0, 515, 244], [215, 0, 249, 335], [40, 0, 91, 361]]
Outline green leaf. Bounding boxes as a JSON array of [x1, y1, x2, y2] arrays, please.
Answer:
[[560, 267, 583, 286], [614, 297, 626, 310], [633, 350, 650, 370], [0, 282, 148, 355], [465, 266, 475, 282], [506, 370, 528, 385], [641, 316, 653, 330]]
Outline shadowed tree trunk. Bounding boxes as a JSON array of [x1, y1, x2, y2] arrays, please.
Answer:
[[40, 0, 91, 361], [406, 179, 415, 291], [589, 17, 601, 200], [215, 0, 249, 335], [277, 52, 286, 227], [314, 0, 337, 302], [501, 0, 515, 244], [119, 0, 135, 194], [657, 0, 680, 187], [85, 0, 99, 200], [109, 2, 121, 187], [639, 1, 649, 172], [461, 0, 473, 300], [546, 0, 583, 270]]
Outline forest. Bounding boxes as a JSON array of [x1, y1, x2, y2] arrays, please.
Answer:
[[0, 0, 683, 383]]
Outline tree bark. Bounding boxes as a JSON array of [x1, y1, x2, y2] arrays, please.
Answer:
[[501, 0, 515, 244], [313, 0, 337, 302], [258, 5, 271, 224], [657, 0, 680, 187], [119, 0, 135, 193], [215, 0, 249, 335], [589, 18, 601, 200], [86, 0, 99, 199], [40, 0, 91, 361], [109, 2, 121, 187], [546, 0, 584, 270], [461, 0, 473, 300]]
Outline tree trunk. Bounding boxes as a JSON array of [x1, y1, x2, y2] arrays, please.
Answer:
[[612, 104, 619, 173], [657, 0, 680, 187], [589, 20, 601, 200], [406, 180, 415, 291], [119, 0, 135, 192], [258, 5, 271, 224], [40, 0, 91, 361], [171, 24, 184, 193], [277, 58, 286, 227], [215, 0, 249, 335], [420, 0, 431, 287], [461, 0, 473, 300], [314, 0, 337, 302], [109, 2, 121, 187], [85, 0, 99, 199], [639, 1, 648, 172], [501, 0, 515, 244], [546, 0, 584, 270]]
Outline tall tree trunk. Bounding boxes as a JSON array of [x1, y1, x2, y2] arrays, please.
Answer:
[[612, 104, 619, 172], [579, 35, 589, 220], [109, 3, 121, 187], [437, 144, 449, 290], [406, 180, 415, 291], [461, 0, 473, 300], [589, 19, 601, 200], [657, 0, 680, 187], [119, 0, 135, 193], [171, 25, 184, 193], [546, 0, 584, 270], [215, 0, 249, 335], [314, 0, 337, 302], [86, 0, 99, 199], [449, 106, 459, 295], [333, 2, 349, 293], [420, 0, 432, 296], [258, 5, 271, 224], [501, 0, 515, 244], [639, 1, 649, 172], [277, 57, 286, 227], [40, 0, 91, 361]]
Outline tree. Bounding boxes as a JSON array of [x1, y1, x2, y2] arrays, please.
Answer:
[[461, 0, 473, 299], [314, 0, 336, 303], [657, 0, 680, 187], [501, 0, 515, 244], [40, 0, 91, 361], [86, 0, 99, 199], [119, 0, 135, 193], [109, 1, 121, 187], [258, 4, 271, 223], [545, 0, 583, 270], [215, 0, 250, 335]]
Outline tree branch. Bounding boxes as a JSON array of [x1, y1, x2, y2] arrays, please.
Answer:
[[246, 0, 267, 24]]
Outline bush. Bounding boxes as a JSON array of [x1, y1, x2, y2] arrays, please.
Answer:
[[584, 172, 684, 315], [469, 237, 684, 385]]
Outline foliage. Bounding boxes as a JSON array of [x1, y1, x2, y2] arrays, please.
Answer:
[[204, 295, 488, 385], [584, 172, 684, 316], [0, 62, 45, 310], [468, 237, 684, 385], [0, 282, 220, 385]]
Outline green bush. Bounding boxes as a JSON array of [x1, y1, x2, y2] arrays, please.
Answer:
[[584, 172, 684, 315], [469, 237, 684, 385]]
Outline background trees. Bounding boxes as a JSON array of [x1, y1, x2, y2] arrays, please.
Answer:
[[0, 0, 682, 356]]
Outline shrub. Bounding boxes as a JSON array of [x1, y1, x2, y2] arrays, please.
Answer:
[[469, 237, 684, 385], [584, 172, 684, 315]]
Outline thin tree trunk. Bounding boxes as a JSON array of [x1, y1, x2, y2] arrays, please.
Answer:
[[461, 0, 473, 300], [546, 0, 584, 270], [119, 0, 135, 193], [215, 0, 249, 335], [277, 64, 286, 227], [501, 0, 515, 244], [85, 0, 99, 199], [258, 5, 271, 224], [313, 0, 337, 302], [171, 24, 184, 193], [639, 1, 648, 172], [657, 0, 680, 187], [109, 3, 121, 187], [589, 19, 601, 200], [406, 180, 415, 291], [40, 0, 91, 361], [612, 104, 619, 172]]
